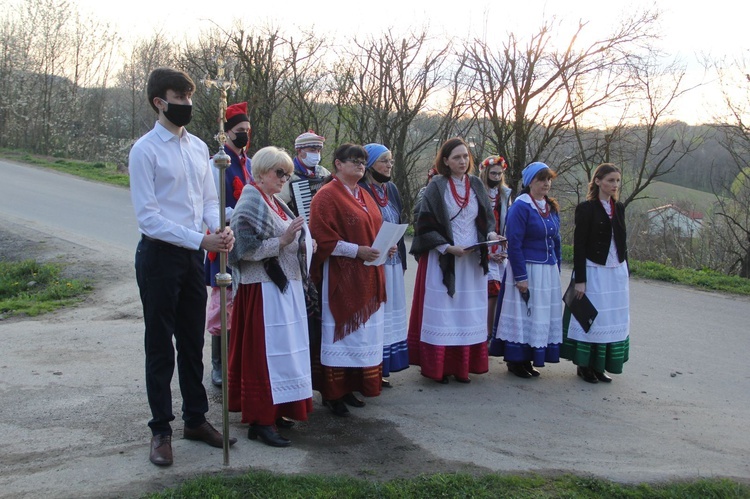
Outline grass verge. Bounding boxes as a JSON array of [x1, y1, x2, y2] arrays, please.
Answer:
[[0, 260, 92, 318], [0, 148, 129, 187], [145, 471, 750, 498]]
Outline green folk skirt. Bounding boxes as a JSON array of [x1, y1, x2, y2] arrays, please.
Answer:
[[560, 307, 629, 374]]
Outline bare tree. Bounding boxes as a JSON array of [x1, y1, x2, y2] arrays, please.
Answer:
[[329, 29, 460, 218], [463, 10, 660, 191], [711, 64, 750, 277]]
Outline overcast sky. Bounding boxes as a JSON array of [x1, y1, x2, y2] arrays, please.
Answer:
[[71, 0, 746, 125]]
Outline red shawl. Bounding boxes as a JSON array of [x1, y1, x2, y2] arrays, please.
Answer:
[[310, 178, 386, 342]]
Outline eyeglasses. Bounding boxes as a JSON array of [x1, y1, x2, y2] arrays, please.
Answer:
[[488, 171, 504, 178], [344, 159, 367, 166], [378, 159, 395, 165], [274, 169, 292, 180]]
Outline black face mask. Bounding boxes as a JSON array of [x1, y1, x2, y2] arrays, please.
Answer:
[[487, 179, 501, 188], [369, 168, 391, 184], [162, 101, 192, 127], [230, 131, 249, 150]]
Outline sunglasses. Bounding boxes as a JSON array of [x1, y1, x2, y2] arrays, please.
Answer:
[[274, 168, 292, 180]]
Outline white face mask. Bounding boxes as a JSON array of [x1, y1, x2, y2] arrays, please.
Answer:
[[301, 152, 321, 168]]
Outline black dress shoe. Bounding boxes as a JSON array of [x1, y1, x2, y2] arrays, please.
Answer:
[[276, 417, 295, 428], [522, 361, 541, 377], [454, 376, 471, 383], [149, 434, 173, 466], [323, 398, 350, 417], [435, 376, 450, 384], [184, 421, 237, 448], [507, 362, 532, 379], [594, 370, 612, 382], [381, 377, 392, 388], [341, 392, 366, 407], [248, 425, 291, 447], [577, 366, 599, 384]]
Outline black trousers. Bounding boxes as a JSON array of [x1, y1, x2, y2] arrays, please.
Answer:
[[135, 237, 208, 436]]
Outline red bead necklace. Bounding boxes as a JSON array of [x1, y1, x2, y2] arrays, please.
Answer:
[[449, 176, 470, 208], [532, 197, 551, 218], [371, 183, 389, 207], [254, 183, 288, 220]]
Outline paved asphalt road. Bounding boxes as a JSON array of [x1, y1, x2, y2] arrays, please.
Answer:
[[1, 157, 749, 496]]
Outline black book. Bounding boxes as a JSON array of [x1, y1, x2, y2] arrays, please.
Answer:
[[563, 280, 598, 333]]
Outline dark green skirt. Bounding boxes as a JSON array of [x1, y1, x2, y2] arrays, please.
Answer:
[[560, 308, 629, 374]]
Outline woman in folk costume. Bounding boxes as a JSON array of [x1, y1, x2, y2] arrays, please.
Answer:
[[408, 137, 500, 384], [493, 162, 562, 379], [478, 155, 512, 340], [562, 163, 629, 383], [309, 143, 386, 417], [203, 101, 252, 387], [359, 143, 409, 388], [227, 147, 314, 447]]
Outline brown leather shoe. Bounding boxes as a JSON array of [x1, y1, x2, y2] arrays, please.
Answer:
[[184, 421, 237, 448], [149, 434, 173, 466]]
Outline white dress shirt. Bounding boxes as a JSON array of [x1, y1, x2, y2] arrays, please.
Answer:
[[129, 121, 220, 250]]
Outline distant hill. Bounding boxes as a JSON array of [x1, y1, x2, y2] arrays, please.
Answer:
[[628, 181, 718, 216]]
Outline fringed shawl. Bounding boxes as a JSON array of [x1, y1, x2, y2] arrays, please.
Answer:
[[309, 178, 386, 342], [410, 175, 493, 297]]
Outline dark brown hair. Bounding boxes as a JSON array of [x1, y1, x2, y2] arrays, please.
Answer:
[[434, 137, 475, 176], [331, 143, 367, 174], [587, 163, 622, 202], [146, 67, 196, 113]]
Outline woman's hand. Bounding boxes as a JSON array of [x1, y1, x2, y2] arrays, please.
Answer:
[[489, 251, 507, 263], [574, 282, 586, 299], [515, 280, 529, 293], [311, 238, 318, 254], [280, 216, 304, 247], [387, 245, 398, 258], [357, 245, 380, 262]]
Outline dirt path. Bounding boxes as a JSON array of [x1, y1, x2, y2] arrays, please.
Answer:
[[0, 220, 478, 499], [2, 217, 749, 499]]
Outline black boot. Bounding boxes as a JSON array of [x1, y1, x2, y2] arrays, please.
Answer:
[[522, 361, 541, 377], [507, 362, 532, 379], [577, 366, 598, 384], [211, 335, 222, 387]]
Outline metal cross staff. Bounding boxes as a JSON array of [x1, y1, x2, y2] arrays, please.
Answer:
[[202, 57, 237, 466]]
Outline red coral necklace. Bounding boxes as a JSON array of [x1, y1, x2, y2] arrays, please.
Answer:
[[449, 176, 470, 208], [532, 197, 550, 218], [254, 183, 288, 220], [371, 183, 389, 207]]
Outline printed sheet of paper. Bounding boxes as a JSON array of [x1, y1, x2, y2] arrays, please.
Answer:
[[302, 221, 313, 272], [365, 222, 408, 267]]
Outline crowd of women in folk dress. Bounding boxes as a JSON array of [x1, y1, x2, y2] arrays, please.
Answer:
[[222, 130, 631, 448]]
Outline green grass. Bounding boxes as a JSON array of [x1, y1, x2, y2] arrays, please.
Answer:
[[144, 471, 750, 498], [631, 180, 718, 216], [0, 148, 129, 187], [0, 260, 92, 317]]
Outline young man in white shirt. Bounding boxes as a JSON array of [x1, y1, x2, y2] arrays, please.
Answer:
[[129, 67, 237, 467]]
